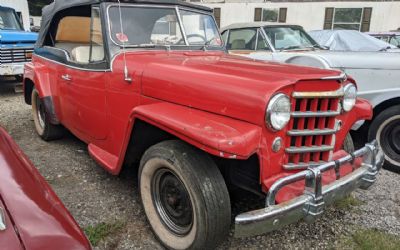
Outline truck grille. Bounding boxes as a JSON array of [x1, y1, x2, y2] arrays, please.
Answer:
[[0, 47, 34, 65], [284, 87, 344, 170]]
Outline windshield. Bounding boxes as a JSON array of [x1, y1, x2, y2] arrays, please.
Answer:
[[108, 6, 222, 48], [263, 26, 319, 51], [390, 35, 400, 47], [0, 8, 23, 30]]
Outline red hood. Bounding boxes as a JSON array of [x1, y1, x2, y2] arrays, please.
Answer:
[[122, 51, 342, 125], [0, 127, 91, 250]]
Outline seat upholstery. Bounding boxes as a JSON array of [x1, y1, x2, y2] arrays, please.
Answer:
[[55, 16, 91, 43], [231, 39, 246, 50], [55, 16, 105, 64], [55, 16, 91, 57], [71, 46, 105, 64]]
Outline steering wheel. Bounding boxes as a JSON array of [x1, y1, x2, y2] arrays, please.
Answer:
[[177, 34, 207, 45]]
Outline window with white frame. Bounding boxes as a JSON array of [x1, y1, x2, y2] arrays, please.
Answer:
[[333, 8, 363, 30], [324, 7, 372, 32], [255, 8, 287, 23]]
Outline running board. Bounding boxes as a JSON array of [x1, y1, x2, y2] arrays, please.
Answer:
[[88, 144, 119, 175]]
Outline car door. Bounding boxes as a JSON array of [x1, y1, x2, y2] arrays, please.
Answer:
[[58, 6, 108, 141]]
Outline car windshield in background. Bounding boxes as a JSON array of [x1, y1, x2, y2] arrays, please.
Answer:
[[390, 35, 400, 47], [0, 8, 23, 30], [263, 26, 318, 51], [108, 6, 222, 49]]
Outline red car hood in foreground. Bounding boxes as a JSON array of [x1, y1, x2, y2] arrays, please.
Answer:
[[133, 51, 343, 125], [0, 127, 91, 250]]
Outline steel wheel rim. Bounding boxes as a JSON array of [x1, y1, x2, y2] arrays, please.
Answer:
[[381, 119, 400, 155], [151, 168, 194, 236], [36, 94, 45, 129], [377, 115, 400, 166]]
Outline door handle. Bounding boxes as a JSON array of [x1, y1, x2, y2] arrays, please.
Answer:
[[61, 74, 72, 81]]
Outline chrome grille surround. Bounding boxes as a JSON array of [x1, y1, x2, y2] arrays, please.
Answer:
[[0, 47, 34, 65], [284, 87, 344, 170]]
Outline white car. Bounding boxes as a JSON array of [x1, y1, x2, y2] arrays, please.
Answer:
[[309, 29, 399, 52], [221, 23, 400, 171]]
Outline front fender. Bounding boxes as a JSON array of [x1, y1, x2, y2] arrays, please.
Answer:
[[132, 102, 262, 159]]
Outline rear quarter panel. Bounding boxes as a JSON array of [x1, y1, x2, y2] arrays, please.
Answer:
[[343, 68, 400, 108]]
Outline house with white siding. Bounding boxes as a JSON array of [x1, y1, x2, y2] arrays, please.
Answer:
[[186, 0, 400, 32]]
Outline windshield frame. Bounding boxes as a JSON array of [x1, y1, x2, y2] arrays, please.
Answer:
[[0, 7, 23, 31], [261, 25, 322, 52], [105, 3, 224, 50]]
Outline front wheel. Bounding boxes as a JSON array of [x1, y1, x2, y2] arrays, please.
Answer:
[[32, 88, 64, 141], [342, 133, 355, 153], [369, 105, 400, 172], [139, 140, 231, 250]]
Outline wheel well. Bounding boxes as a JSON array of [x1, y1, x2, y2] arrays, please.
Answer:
[[352, 97, 400, 147], [372, 97, 400, 118], [122, 119, 176, 170], [214, 154, 263, 196], [24, 78, 35, 105], [122, 120, 262, 195]]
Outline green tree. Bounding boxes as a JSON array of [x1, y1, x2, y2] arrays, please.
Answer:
[[28, 0, 53, 16]]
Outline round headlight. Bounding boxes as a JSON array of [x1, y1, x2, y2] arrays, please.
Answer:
[[343, 84, 357, 112], [266, 94, 291, 131]]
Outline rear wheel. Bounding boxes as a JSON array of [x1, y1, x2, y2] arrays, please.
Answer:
[[32, 88, 64, 141], [139, 140, 231, 250], [369, 105, 400, 172]]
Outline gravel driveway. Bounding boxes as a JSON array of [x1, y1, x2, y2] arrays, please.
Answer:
[[0, 86, 399, 249]]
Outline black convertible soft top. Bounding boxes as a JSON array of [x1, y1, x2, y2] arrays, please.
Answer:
[[37, 0, 211, 46]]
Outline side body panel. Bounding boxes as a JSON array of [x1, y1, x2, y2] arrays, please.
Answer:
[[343, 68, 400, 108], [58, 66, 108, 141]]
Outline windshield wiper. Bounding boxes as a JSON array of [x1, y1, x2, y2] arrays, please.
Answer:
[[280, 45, 302, 51]]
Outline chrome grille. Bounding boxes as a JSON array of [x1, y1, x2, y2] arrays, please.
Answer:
[[284, 87, 343, 170], [0, 47, 33, 64]]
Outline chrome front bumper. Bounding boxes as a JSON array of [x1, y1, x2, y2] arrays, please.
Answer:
[[0, 63, 25, 76], [235, 140, 384, 237]]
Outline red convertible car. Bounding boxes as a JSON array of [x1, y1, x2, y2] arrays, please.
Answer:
[[0, 127, 91, 250], [23, 0, 384, 249]]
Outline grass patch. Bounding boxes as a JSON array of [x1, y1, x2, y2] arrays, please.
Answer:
[[342, 228, 400, 250], [84, 221, 126, 246], [334, 195, 364, 210]]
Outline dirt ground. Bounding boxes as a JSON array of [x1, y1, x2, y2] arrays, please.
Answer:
[[0, 86, 399, 250]]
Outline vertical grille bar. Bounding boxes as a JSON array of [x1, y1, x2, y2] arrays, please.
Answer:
[[303, 99, 319, 162], [313, 99, 329, 162], [293, 99, 308, 164], [284, 87, 343, 170]]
